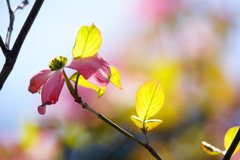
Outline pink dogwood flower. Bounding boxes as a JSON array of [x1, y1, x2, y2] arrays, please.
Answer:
[[29, 24, 122, 115], [28, 55, 111, 115]]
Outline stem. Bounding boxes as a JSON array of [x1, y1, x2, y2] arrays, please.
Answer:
[[13, 0, 29, 13], [144, 143, 163, 160], [141, 128, 162, 159], [79, 99, 145, 145], [6, 0, 12, 12], [74, 96, 162, 160], [223, 127, 240, 160], [142, 128, 150, 144], [62, 69, 75, 95], [6, 0, 14, 49], [74, 72, 80, 96]]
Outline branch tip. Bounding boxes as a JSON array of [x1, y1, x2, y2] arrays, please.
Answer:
[[13, 0, 29, 13]]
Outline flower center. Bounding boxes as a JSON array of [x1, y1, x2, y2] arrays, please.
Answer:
[[49, 56, 68, 71]]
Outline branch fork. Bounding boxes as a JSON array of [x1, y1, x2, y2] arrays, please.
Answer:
[[0, 0, 44, 90]]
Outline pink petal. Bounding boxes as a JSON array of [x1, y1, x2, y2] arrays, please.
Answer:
[[41, 70, 64, 105], [38, 106, 46, 115], [66, 54, 111, 87], [28, 69, 53, 93]]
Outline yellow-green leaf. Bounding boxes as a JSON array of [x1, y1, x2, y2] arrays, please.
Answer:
[[135, 81, 165, 121], [72, 24, 102, 59], [224, 126, 240, 156], [131, 115, 143, 129], [110, 66, 122, 89], [70, 72, 106, 97], [144, 119, 163, 131], [201, 141, 225, 155]]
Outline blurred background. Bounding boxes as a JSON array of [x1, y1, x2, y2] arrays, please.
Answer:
[[0, 0, 240, 159]]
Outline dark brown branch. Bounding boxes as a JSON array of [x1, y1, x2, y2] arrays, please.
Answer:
[[223, 127, 240, 160], [0, 36, 8, 57], [0, 0, 44, 90]]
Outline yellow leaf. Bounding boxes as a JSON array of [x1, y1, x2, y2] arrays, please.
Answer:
[[131, 115, 143, 129], [70, 72, 106, 98], [110, 66, 122, 89], [72, 24, 102, 59], [224, 126, 240, 156], [201, 141, 225, 155], [135, 81, 165, 121], [144, 119, 163, 131]]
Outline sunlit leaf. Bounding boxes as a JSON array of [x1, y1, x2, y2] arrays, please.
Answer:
[[201, 141, 225, 155], [135, 81, 165, 121], [110, 66, 122, 89], [224, 126, 240, 156], [131, 115, 143, 129], [70, 72, 106, 97], [144, 119, 163, 131], [72, 24, 102, 59]]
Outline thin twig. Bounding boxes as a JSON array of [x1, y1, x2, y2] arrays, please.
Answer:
[[74, 97, 162, 160], [5, 0, 29, 49], [141, 128, 162, 159], [0, 0, 44, 90], [6, 0, 12, 12], [13, 0, 29, 13], [74, 72, 80, 97], [142, 128, 150, 144], [77, 97, 145, 145], [144, 143, 163, 160], [6, 0, 14, 49], [223, 127, 240, 160]]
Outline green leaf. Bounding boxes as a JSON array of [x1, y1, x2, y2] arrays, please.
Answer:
[[224, 126, 240, 156], [131, 115, 143, 129], [135, 81, 165, 121], [72, 24, 102, 59], [110, 66, 122, 89], [201, 141, 225, 155], [144, 119, 163, 131], [70, 72, 106, 97]]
